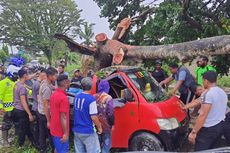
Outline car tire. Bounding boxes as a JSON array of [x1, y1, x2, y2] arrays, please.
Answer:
[[129, 132, 165, 151]]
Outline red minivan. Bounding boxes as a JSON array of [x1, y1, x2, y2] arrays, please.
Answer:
[[68, 66, 189, 151]]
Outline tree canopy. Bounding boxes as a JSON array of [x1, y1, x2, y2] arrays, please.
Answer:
[[94, 0, 230, 75], [0, 0, 84, 65], [0, 44, 10, 65]]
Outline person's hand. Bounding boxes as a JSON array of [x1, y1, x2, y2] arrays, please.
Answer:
[[159, 81, 165, 86], [188, 131, 196, 145], [61, 134, 69, 143], [181, 105, 187, 110], [0, 109, 5, 116], [29, 114, 34, 122], [47, 121, 50, 129], [167, 90, 176, 97], [180, 102, 186, 110], [97, 127, 103, 135]]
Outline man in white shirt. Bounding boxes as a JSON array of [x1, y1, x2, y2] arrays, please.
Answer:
[[188, 71, 228, 151]]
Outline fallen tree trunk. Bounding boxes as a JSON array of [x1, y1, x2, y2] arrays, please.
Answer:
[[126, 35, 230, 59], [54, 33, 230, 69]]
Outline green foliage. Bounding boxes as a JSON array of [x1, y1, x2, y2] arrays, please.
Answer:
[[75, 22, 95, 46], [93, 0, 144, 30], [211, 55, 230, 76], [66, 64, 81, 76], [20, 54, 31, 64], [0, 44, 10, 64], [218, 76, 230, 88], [0, 0, 84, 65], [94, 0, 230, 75], [51, 40, 81, 68]]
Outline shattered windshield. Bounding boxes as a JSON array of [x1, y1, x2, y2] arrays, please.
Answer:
[[127, 70, 168, 102]]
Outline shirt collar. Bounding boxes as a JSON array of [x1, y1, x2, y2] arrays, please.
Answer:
[[56, 88, 67, 95]]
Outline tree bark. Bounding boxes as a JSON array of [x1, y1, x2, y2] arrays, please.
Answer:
[[55, 34, 230, 69], [125, 35, 230, 60]]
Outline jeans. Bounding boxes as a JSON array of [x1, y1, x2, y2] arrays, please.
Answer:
[[13, 109, 34, 146], [38, 113, 54, 153], [99, 133, 112, 153], [195, 121, 224, 151], [74, 132, 100, 153]]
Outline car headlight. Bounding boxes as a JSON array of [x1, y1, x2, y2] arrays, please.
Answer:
[[157, 118, 180, 130]]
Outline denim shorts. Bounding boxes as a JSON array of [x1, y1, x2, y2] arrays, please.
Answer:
[[52, 136, 69, 153]]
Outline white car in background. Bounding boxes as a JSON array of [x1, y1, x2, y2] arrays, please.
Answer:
[[27, 60, 40, 68]]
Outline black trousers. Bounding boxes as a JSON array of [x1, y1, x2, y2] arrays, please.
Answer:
[[224, 112, 230, 146], [2, 111, 14, 131], [31, 111, 40, 147], [195, 121, 224, 151], [38, 113, 54, 153], [180, 91, 194, 104], [12, 108, 34, 146]]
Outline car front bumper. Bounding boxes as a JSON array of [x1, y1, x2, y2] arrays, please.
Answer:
[[158, 118, 189, 151]]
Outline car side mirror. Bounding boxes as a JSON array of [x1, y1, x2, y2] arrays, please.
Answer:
[[123, 88, 134, 101]]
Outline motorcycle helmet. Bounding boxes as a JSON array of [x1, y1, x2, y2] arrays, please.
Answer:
[[6, 65, 21, 81]]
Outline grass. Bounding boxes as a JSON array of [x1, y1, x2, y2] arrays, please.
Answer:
[[218, 76, 230, 88], [0, 131, 76, 153]]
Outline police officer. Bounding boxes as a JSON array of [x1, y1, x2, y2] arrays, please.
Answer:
[[0, 65, 20, 146]]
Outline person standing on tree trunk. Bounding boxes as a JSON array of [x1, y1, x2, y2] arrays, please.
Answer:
[[195, 56, 216, 86], [188, 71, 227, 151], [160, 63, 196, 104], [50, 75, 70, 153], [38, 67, 57, 153], [12, 68, 35, 147]]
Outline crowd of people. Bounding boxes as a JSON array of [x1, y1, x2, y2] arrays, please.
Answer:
[[155, 56, 230, 151], [0, 55, 229, 153], [0, 63, 114, 153]]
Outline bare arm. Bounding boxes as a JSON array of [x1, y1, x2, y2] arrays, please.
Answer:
[[188, 103, 212, 144], [193, 104, 211, 133], [43, 99, 50, 122], [160, 76, 174, 85], [182, 98, 201, 110], [28, 73, 38, 80], [172, 80, 183, 94], [60, 112, 68, 136], [91, 115, 102, 134]]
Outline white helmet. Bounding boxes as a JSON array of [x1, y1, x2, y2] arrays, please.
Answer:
[[6, 65, 21, 81]]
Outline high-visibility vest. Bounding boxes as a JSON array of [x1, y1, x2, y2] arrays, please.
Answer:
[[0, 77, 15, 112]]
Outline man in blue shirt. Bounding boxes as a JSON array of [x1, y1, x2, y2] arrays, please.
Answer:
[[160, 63, 196, 104], [73, 77, 102, 153]]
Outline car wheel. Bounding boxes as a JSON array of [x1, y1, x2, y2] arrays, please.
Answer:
[[129, 132, 165, 151]]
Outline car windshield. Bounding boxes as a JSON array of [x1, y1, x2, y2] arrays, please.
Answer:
[[127, 70, 168, 102]]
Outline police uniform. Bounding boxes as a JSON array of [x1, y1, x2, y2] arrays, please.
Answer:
[[0, 77, 15, 145]]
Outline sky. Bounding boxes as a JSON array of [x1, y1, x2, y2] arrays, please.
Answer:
[[75, 0, 162, 41], [75, 0, 114, 39]]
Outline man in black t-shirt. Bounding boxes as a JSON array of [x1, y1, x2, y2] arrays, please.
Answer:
[[150, 60, 167, 87]]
